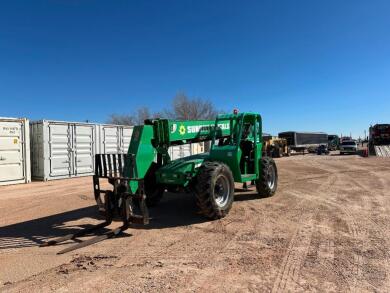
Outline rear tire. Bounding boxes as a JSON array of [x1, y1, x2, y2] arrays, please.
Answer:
[[195, 162, 235, 219], [256, 157, 278, 197]]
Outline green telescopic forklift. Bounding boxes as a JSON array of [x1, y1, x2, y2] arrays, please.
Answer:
[[42, 111, 278, 254]]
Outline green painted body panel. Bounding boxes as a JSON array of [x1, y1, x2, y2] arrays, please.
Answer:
[[126, 125, 156, 193], [152, 119, 231, 147], [156, 153, 207, 186], [209, 145, 242, 181]]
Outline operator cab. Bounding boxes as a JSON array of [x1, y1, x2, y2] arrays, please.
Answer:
[[211, 112, 262, 183]]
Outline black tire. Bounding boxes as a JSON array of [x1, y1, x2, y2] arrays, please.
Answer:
[[195, 162, 235, 219], [144, 163, 165, 207], [256, 157, 278, 197]]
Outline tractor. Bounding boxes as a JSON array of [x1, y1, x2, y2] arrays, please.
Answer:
[[42, 111, 278, 253], [262, 136, 290, 158]]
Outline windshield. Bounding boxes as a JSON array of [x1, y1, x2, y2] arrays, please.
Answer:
[[342, 141, 356, 146]]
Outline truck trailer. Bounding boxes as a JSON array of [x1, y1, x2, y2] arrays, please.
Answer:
[[278, 131, 328, 153]]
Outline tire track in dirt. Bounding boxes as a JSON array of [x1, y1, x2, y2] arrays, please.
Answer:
[[181, 203, 254, 292], [272, 182, 335, 292], [299, 167, 386, 291], [104, 202, 252, 292], [285, 169, 367, 291], [271, 210, 315, 292], [334, 170, 390, 291], [270, 173, 336, 293], [311, 172, 364, 291], [341, 170, 390, 290]]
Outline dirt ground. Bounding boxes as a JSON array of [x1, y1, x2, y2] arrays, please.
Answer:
[[1, 154, 390, 292]]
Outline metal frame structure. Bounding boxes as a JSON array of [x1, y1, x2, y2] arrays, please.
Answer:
[[41, 153, 149, 254]]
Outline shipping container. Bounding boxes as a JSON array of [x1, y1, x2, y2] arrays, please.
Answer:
[[0, 117, 31, 185], [168, 142, 205, 160], [97, 124, 133, 154], [191, 142, 205, 155], [169, 144, 192, 160], [30, 120, 98, 181]]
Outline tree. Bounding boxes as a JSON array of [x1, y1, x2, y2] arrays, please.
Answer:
[[107, 114, 134, 125], [134, 107, 151, 125], [107, 107, 153, 125], [107, 93, 219, 125], [167, 93, 218, 120]]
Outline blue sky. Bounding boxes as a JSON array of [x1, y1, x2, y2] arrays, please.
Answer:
[[0, 1, 389, 138]]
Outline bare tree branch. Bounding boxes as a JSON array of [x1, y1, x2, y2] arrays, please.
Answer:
[[107, 93, 219, 125], [107, 107, 153, 125], [107, 114, 134, 125], [168, 93, 218, 120], [135, 107, 151, 125]]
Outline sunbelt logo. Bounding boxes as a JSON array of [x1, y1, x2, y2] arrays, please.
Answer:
[[171, 124, 177, 134], [172, 123, 230, 136], [179, 125, 186, 135]]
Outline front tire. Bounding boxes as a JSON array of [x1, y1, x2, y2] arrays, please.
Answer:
[[195, 162, 235, 219], [256, 157, 278, 197]]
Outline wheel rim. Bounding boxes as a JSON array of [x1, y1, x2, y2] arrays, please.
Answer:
[[214, 174, 230, 208], [267, 164, 276, 190]]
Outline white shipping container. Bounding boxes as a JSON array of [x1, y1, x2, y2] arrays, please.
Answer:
[[169, 144, 191, 160], [30, 120, 98, 181], [97, 124, 133, 154], [0, 117, 31, 185], [191, 142, 205, 155], [169, 142, 205, 160]]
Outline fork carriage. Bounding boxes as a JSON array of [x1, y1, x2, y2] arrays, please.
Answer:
[[40, 154, 149, 254], [93, 153, 150, 225]]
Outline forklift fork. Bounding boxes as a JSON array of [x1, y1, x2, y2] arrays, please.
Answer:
[[40, 154, 149, 254]]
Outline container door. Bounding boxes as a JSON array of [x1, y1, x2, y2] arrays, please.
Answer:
[[121, 127, 133, 153], [49, 123, 72, 177], [0, 121, 25, 182], [169, 146, 180, 160], [102, 126, 119, 154], [74, 125, 95, 175], [169, 144, 191, 160], [180, 144, 191, 157], [191, 142, 204, 155]]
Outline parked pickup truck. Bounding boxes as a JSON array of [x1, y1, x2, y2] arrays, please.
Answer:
[[340, 140, 358, 155]]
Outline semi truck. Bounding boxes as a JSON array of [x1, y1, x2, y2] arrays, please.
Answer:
[[369, 124, 390, 157]]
